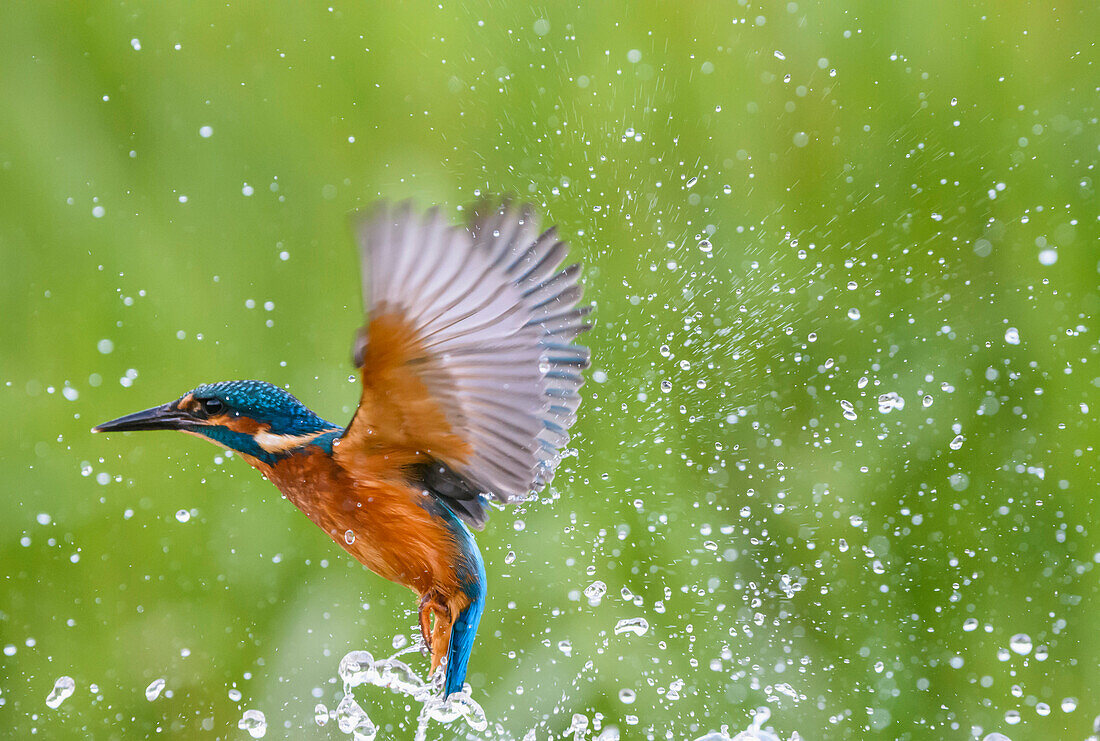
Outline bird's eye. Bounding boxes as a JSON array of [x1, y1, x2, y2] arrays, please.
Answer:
[[201, 398, 225, 415]]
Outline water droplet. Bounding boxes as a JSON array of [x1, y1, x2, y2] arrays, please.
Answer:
[[703, 540, 718, 551], [1008, 633, 1032, 655], [145, 678, 165, 701], [46, 676, 75, 709], [614, 617, 650, 636], [175, 509, 191, 523], [1004, 709, 1021, 725], [584, 580, 607, 603], [922, 395, 934, 407], [949, 434, 965, 450], [199, 125, 213, 138], [962, 618, 979, 632], [685, 176, 698, 188], [504, 550, 516, 564], [238, 709, 268, 738], [697, 239, 712, 253], [391, 634, 408, 650], [97, 339, 114, 354], [618, 688, 636, 704], [1060, 696, 1077, 713], [314, 702, 329, 726], [949, 472, 970, 491], [660, 380, 672, 393], [847, 307, 861, 320], [567, 713, 590, 739], [1004, 327, 1020, 345], [228, 688, 242, 702], [344, 529, 356, 545], [877, 392, 905, 413]]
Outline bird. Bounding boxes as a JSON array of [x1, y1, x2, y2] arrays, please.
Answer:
[[93, 201, 591, 698]]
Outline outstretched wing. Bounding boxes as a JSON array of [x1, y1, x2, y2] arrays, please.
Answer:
[[336, 201, 591, 526]]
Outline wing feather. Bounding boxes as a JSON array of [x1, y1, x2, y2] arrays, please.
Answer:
[[338, 201, 591, 521]]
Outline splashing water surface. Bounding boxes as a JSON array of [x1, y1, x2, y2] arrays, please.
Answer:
[[325, 644, 488, 741]]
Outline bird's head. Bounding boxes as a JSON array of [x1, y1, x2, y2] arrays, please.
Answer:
[[93, 380, 340, 465]]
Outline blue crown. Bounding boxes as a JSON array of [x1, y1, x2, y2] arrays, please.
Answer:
[[190, 380, 336, 435]]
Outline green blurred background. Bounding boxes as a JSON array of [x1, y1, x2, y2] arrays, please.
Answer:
[[1, 1, 1096, 739]]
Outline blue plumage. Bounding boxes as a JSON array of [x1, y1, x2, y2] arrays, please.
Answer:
[[191, 380, 336, 435], [432, 502, 486, 697]]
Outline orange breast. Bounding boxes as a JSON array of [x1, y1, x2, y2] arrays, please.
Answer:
[[260, 451, 465, 596]]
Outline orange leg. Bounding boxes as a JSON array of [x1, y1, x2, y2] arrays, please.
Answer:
[[429, 604, 454, 677], [419, 591, 449, 655], [418, 593, 435, 652]]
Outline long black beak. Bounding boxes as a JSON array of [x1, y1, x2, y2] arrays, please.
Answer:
[[92, 402, 192, 433]]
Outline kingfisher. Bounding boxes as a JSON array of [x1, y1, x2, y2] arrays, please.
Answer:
[[93, 202, 591, 698]]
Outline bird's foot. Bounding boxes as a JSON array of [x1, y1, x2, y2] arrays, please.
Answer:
[[418, 591, 447, 655]]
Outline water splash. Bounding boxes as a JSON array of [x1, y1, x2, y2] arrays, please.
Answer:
[[328, 642, 487, 741], [335, 694, 376, 740]]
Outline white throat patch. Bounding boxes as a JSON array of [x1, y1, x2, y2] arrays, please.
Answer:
[[254, 430, 326, 454]]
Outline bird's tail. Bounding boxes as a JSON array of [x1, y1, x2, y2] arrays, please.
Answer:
[[445, 587, 484, 697], [429, 485, 487, 697]]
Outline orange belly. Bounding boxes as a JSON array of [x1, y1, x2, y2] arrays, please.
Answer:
[[259, 451, 465, 597]]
